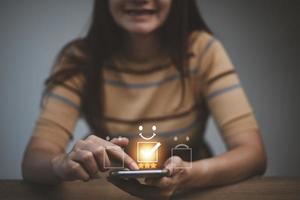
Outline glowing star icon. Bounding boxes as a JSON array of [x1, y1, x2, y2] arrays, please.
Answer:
[[150, 163, 157, 168], [139, 125, 157, 140], [138, 163, 144, 168]]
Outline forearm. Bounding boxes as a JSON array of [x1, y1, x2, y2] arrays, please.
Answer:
[[183, 144, 266, 190], [22, 148, 63, 185]]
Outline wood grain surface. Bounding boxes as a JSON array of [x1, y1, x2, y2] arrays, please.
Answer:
[[0, 177, 299, 200]]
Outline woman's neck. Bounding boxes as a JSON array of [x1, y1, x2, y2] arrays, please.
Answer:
[[122, 33, 167, 63]]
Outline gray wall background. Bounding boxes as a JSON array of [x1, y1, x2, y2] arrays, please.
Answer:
[[0, 0, 299, 179]]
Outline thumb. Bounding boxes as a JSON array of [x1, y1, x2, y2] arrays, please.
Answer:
[[164, 156, 183, 176], [110, 137, 129, 147]]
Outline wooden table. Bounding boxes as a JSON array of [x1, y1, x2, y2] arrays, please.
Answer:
[[0, 177, 299, 200]]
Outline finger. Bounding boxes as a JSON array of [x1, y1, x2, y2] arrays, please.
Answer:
[[164, 156, 183, 176], [106, 146, 139, 170], [145, 177, 173, 189], [102, 150, 111, 170], [66, 160, 90, 181], [73, 139, 86, 150], [72, 149, 98, 176], [93, 146, 111, 171], [110, 137, 129, 147], [82, 135, 138, 170], [107, 137, 137, 169], [163, 157, 173, 166], [74, 139, 110, 171], [145, 177, 156, 185]]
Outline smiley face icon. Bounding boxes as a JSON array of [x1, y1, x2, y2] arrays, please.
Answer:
[[138, 125, 157, 140]]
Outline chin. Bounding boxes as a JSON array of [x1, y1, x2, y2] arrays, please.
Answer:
[[125, 24, 159, 35]]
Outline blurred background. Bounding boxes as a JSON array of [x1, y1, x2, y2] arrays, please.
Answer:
[[0, 0, 299, 179]]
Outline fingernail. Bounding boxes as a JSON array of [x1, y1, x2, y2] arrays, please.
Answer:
[[130, 162, 139, 170], [121, 137, 128, 141]]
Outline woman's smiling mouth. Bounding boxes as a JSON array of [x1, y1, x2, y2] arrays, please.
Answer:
[[124, 8, 158, 19]]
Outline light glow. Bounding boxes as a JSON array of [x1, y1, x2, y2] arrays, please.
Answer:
[[137, 142, 160, 162]]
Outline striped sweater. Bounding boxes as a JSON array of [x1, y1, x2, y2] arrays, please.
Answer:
[[32, 31, 258, 166]]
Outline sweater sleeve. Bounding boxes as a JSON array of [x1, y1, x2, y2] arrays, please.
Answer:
[[31, 44, 84, 150], [196, 33, 258, 138]]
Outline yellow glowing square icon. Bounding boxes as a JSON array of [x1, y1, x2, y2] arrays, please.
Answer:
[[137, 142, 160, 163]]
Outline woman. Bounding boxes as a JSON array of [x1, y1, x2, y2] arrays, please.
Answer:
[[22, 0, 267, 198]]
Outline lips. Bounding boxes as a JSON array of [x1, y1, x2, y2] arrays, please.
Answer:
[[124, 9, 157, 16]]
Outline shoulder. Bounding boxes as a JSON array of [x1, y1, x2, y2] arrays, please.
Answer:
[[188, 30, 218, 59], [48, 39, 88, 90], [187, 31, 231, 70], [53, 38, 88, 73], [60, 39, 88, 59]]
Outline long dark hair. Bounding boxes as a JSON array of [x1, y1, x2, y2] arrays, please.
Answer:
[[44, 0, 212, 137]]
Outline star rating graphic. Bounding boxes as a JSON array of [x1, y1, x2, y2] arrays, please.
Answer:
[[138, 162, 157, 169]]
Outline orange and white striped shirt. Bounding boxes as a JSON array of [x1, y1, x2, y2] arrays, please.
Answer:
[[31, 31, 258, 165]]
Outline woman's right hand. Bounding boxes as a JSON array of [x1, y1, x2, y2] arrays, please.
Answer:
[[50, 135, 138, 182]]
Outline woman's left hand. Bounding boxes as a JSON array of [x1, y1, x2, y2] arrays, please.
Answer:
[[108, 156, 190, 200]]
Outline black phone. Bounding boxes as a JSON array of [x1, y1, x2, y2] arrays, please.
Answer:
[[109, 169, 169, 178]]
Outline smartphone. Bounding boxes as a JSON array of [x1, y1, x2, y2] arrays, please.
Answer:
[[109, 169, 169, 178]]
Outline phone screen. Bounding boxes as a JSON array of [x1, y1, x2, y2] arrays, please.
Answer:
[[109, 169, 169, 178]]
